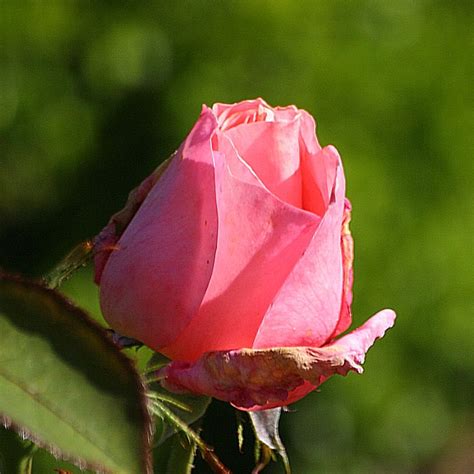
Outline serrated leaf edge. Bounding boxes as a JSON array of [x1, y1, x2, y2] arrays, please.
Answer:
[[0, 273, 153, 474]]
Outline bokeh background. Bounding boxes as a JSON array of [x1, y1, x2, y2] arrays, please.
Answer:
[[1, 1, 473, 473]]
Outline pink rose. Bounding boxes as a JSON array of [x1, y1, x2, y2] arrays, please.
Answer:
[[94, 98, 395, 410]]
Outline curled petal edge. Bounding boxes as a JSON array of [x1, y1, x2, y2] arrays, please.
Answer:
[[159, 309, 396, 410], [330, 197, 354, 339]]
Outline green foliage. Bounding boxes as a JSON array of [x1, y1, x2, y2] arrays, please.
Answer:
[[145, 355, 228, 474], [153, 431, 197, 474], [149, 388, 211, 447], [0, 1, 472, 472], [0, 428, 37, 474], [150, 399, 230, 474], [0, 276, 151, 474]]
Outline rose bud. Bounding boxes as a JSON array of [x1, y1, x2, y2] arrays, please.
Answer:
[[94, 98, 395, 410]]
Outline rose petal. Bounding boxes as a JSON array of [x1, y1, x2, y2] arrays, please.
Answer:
[[213, 98, 277, 130], [298, 109, 321, 155], [161, 133, 319, 361], [252, 147, 345, 349], [329, 197, 354, 339], [213, 98, 301, 129], [301, 145, 339, 216], [214, 98, 304, 207], [93, 158, 172, 283], [223, 120, 303, 207], [298, 111, 339, 215], [159, 309, 396, 410], [98, 107, 219, 349]]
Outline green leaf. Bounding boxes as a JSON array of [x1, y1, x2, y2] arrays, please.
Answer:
[[249, 408, 291, 474], [0, 275, 152, 474]]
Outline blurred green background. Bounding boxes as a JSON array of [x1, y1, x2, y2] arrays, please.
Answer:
[[1, 1, 473, 473]]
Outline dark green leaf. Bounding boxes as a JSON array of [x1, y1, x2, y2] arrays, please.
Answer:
[[0, 275, 152, 474]]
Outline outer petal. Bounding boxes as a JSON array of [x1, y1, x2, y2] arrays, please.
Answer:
[[98, 108, 219, 349], [159, 309, 396, 410], [93, 157, 172, 283], [252, 146, 344, 349], [298, 109, 321, 155], [299, 110, 336, 216], [161, 132, 319, 361], [329, 198, 354, 339]]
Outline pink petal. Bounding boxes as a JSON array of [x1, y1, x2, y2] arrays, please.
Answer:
[[161, 132, 319, 361], [159, 309, 396, 410], [298, 109, 321, 155], [223, 120, 303, 207], [213, 98, 302, 129], [98, 108, 219, 349], [326, 309, 396, 372], [213, 98, 277, 130], [301, 143, 339, 216], [298, 110, 338, 216], [93, 158, 172, 283], [252, 147, 344, 349]]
